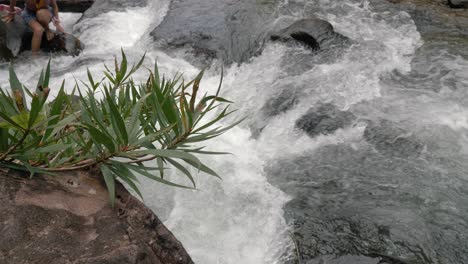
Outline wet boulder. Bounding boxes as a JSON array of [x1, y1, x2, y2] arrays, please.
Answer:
[[150, 0, 280, 65], [363, 119, 424, 158], [270, 18, 352, 50], [262, 88, 298, 118], [250, 88, 299, 138], [295, 103, 356, 137]]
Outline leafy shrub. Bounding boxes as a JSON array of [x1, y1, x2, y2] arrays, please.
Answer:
[[0, 51, 240, 205]]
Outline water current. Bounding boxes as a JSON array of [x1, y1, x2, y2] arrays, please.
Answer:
[[1, 0, 468, 263]]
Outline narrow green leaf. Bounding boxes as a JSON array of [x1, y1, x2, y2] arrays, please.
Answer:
[[104, 88, 128, 145], [0, 111, 25, 131], [129, 149, 200, 166], [100, 164, 116, 207], [166, 158, 196, 188], [127, 164, 193, 189], [43, 59, 51, 88], [9, 64, 27, 112], [110, 161, 142, 200], [184, 159, 221, 179], [86, 125, 116, 153]]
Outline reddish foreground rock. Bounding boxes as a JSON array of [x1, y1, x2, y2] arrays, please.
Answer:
[[0, 169, 194, 264]]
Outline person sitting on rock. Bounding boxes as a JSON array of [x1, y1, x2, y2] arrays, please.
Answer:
[[2, 0, 65, 54]]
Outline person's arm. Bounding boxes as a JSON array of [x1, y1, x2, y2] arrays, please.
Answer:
[[50, 0, 65, 32], [9, 0, 17, 13], [51, 0, 59, 19]]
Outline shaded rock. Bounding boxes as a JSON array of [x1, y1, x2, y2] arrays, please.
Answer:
[[295, 103, 356, 137], [262, 88, 298, 117], [0, 13, 83, 60], [250, 88, 299, 138], [150, 0, 280, 65], [363, 119, 424, 158], [270, 18, 351, 50], [0, 169, 193, 264], [448, 0, 468, 8]]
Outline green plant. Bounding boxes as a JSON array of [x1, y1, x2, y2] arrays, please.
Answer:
[[0, 51, 241, 205]]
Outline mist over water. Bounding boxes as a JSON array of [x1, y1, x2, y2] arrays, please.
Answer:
[[1, 0, 468, 263]]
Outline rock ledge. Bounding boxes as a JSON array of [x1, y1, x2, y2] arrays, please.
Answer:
[[0, 169, 193, 264]]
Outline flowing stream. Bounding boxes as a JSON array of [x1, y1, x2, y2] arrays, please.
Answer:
[[1, 0, 468, 263]]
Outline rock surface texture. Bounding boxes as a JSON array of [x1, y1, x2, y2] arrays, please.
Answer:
[[295, 103, 356, 137], [0, 169, 193, 264], [150, 0, 280, 65]]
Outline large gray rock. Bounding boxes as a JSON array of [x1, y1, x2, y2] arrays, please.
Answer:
[[150, 0, 280, 65], [270, 18, 352, 50], [0, 169, 193, 264]]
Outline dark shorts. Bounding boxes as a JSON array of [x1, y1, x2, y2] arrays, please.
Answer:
[[21, 6, 53, 24]]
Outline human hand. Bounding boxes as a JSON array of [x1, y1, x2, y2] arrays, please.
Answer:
[[53, 17, 65, 33], [1, 13, 15, 23]]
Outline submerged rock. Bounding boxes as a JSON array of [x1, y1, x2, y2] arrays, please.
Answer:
[[267, 144, 468, 263], [0, 13, 83, 60], [295, 103, 356, 137], [150, 0, 280, 65], [270, 18, 352, 50], [363, 119, 424, 158], [0, 169, 193, 264], [250, 88, 299, 137]]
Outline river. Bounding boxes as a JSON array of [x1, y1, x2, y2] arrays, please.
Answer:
[[1, 0, 467, 263]]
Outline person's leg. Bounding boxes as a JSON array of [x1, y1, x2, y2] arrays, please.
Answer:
[[28, 19, 45, 53], [36, 9, 54, 40], [36, 9, 52, 29]]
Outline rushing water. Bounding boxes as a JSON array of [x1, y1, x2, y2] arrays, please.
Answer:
[[1, 0, 468, 263]]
